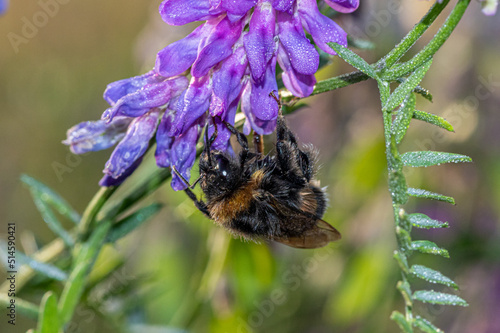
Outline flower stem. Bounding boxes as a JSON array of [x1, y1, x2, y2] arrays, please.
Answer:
[[312, 70, 369, 95], [377, 0, 451, 69], [383, 0, 471, 79], [78, 186, 117, 236], [97, 168, 171, 221]]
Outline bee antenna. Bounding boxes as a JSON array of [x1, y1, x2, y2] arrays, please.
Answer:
[[209, 117, 219, 147], [204, 123, 212, 166], [204, 118, 219, 167], [269, 91, 282, 116]]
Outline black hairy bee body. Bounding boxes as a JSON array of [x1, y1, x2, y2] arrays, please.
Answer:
[[177, 97, 341, 249]]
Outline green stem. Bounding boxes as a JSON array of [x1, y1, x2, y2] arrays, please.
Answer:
[[79, 186, 117, 236], [377, 0, 450, 69], [384, 0, 471, 80], [312, 70, 369, 95], [312, 0, 451, 96], [97, 168, 171, 221]]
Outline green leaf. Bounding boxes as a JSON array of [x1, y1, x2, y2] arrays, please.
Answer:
[[413, 290, 468, 307], [378, 80, 391, 105], [382, 59, 433, 112], [401, 151, 472, 167], [16, 250, 68, 281], [387, 139, 408, 205], [328, 42, 379, 80], [37, 291, 60, 333], [407, 188, 455, 204], [107, 203, 163, 243], [31, 195, 75, 247], [397, 280, 413, 307], [58, 221, 111, 326], [394, 251, 409, 274], [391, 311, 413, 333], [413, 85, 433, 102], [413, 316, 444, 333], [413, 110, 454, 132], [408, 213, 449, 229], [394, 78, 433, 102], [392, 93, 416, 144], [410, 265, 458, 289], [58, 261, 88, 326], [21, 174, 80, 224], [396, 227, 412, 252], [411, 240, 449, 258]]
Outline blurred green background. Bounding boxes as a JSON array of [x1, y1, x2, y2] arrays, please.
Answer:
[[1, 1, 499, 332]]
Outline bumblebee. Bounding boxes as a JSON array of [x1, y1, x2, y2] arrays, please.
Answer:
[[174, 94, 341, 249]]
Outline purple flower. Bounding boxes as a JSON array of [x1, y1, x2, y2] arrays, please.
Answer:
[[103, 109, 160, 180], [65, 0, 357, 189], [0, 0, 8, 15], [64, 72, 187, 187], [480, 0, 498, 15], [63, 117, 132, 154]]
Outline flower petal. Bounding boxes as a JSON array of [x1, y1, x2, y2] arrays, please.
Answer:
[[271, 0, 294, 12], [155, 22, 214, 77], [324, 0, 359, 13], [277, 43, 315, 97], [210, 45, 248, 117], [221, 0, 257, 20], [159, 0, 212, 25], [209, 0, 223, 15], [241, 81, 277, 135], [481, 0, 498, 16], [191, 16, 245, 77], [277, 9, 319, 75], [103, 109, 160, 179], [243, 0, 277, 82], [249, 56, 279, 121], [63, 117, 132, 154], [155, 110, 175, 168], [104, 71, 161, 105], [170, 118, 204, 191], [102, 76, 188, 121], [170, 75, 212, 136], [297, 0, 348, 55], [99, 156, 143, 187], [207, 97, 238, 151]]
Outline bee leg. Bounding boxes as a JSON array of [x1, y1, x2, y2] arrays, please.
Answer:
[[273, 109, 315, 183], [171, 165, 210, 217], [270, 91, 303, 176], [253, 132, 264, 156], [183, 188, 210, 218], [220, 120, 250, 164]]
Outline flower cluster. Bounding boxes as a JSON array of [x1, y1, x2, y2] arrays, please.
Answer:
[[64, 0, 358, 189]]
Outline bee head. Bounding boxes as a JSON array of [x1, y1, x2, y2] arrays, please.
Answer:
[[199, 150, 241, 197]]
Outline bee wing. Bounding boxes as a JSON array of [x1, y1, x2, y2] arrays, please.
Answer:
[[272, 217, 341, 249]]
